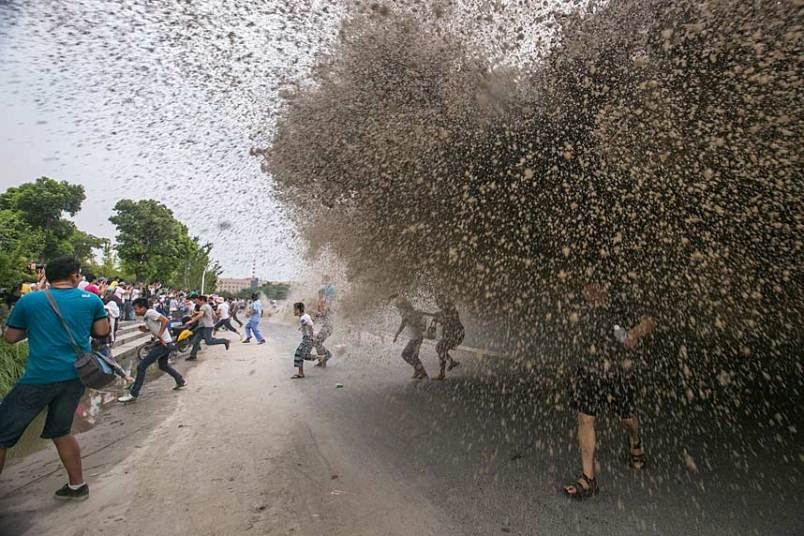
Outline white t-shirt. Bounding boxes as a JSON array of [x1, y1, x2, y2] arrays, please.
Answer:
[[105, 300, 120, 319], [199, 303, 215, 328], [144, 308, 172, 343], [78, 280, 89, 290], [104, 301, 119, 342], [217, 302, 230, 319], [299, 313, 314, 338], [131, 288, 141, 300]]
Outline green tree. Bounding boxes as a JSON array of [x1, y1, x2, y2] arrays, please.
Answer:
[[175, 236, 222, 292], [0, 177, 93, 260], [84, 240, 133, 281], [110, 199, 220, 287], [0, 209, 44, 291], [221, 282, 289, 300]]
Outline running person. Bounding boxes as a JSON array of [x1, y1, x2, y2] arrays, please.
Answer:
[[291, 302, 314, 378], [242, 294, 266, 344], [563, 283, 655, 499], [186, 295, 230, 361], [118, 298, 186, 403], [313, 308, 333, 368], [433, 294, 465, 381], [229, 298, 244, 328], [392, 296, 429, 379], [213, 298, 240, 335]]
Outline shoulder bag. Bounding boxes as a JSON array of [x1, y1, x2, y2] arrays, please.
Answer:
[[44, 290, 122, 389]]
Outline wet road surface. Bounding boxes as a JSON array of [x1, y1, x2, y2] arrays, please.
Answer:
[[0, 320, 799, 535]]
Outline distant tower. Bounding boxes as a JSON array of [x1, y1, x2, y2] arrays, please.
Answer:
[[250, 257, 258, 289]]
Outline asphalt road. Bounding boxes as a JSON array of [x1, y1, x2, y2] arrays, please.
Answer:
[[0, 320, 800, 535]]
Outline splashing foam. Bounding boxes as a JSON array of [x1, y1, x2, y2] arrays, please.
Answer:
[[260, 1, 802, 401]]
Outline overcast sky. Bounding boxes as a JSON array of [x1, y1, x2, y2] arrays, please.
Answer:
[[0, 0, 568, 280], [0, 1, 345, 280]]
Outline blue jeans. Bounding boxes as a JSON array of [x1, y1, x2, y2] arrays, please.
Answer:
[[189, 327, 228, 358], [130, 343, 184, 397], [245, 317, 265, 342]]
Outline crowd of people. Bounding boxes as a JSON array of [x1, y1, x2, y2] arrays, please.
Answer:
[[0, 256, 284, 501], [1, 256, 656, 503]]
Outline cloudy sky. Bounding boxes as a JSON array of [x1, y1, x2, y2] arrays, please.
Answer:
[[0, 0, 566, 279], [0, 0, 348, 279]]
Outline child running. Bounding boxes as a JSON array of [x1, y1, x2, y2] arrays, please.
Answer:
[[313, 311, 333, 368], [291, 302, 314, 379], [433, 294, 465, 381], [392, 296, 429, 380], [118, 298, 186, 403]]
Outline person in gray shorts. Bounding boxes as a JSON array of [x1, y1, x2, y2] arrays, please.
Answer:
[[392, 296, 431, 380], [433, 294, 465, 381]]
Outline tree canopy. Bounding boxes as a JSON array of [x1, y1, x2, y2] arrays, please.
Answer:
[[0, 177, 104, 292], [110, 199, 219, 288], [0, 177, 101, 261]]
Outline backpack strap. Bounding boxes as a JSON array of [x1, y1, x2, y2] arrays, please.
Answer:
[[43, 289, 85, 359]]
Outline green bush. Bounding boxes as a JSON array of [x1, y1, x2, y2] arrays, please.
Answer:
[[0, 339, 27, 397]]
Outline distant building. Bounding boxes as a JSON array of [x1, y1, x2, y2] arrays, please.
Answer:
[[216, 277, 258, 294]]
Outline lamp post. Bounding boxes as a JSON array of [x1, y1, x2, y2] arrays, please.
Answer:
[[200, 261, 210, 295]]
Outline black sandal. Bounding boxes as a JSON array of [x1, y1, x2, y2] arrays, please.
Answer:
[[563, 474, 598, 499], [628, 440, 647, 469]]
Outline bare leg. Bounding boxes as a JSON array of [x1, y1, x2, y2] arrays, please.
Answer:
[[622, 416, 645, 468], [52, 435, 83, 485], [578, 412, 596, 479], [446, 350, 460, 371], [622, 416, 640, 446], [434, 347, 447, 380], [563, 411, 597, 496], [413, 362, 428, 379]]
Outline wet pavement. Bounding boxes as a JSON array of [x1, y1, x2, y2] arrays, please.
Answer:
[[1, 321, 800, 535]]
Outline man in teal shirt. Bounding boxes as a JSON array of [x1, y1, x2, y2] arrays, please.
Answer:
[[0, 256, 109, 502]]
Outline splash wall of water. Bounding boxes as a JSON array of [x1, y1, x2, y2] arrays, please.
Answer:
[[263, 0, 803, 407]]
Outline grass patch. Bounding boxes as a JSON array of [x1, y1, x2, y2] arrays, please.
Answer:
[[0, 339, 27, 397]]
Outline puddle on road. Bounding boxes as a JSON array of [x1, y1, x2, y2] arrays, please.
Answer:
[[7, 390, 119, 461]]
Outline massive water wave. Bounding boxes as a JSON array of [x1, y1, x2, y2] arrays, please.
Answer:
[[261, 0, 802, 399]]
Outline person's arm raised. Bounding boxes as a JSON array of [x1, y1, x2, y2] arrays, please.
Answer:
[[393, 319, 406, 343], [624, 316, 657, 349]]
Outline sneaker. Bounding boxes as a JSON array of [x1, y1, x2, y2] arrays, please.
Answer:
[[242, 338, 251, 344], [54, 483, 89, 501], [185, 356, 197, 361], [257, 340, 266, 345], [118, 393, 137, 403], [173, 381, 188, 391], [224, 340, 231, 351]]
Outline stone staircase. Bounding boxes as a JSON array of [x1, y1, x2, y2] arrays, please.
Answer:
[[112, 320, 151, 365]]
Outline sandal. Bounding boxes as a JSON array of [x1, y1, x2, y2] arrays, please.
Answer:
[[291, 374, 305, 379], [563, 474, 599, 499], [628, 439, 647, 469]]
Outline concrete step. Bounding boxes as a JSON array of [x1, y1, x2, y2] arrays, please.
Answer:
[[116, 321, 142, 336], [113, 329, 150, 348]]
